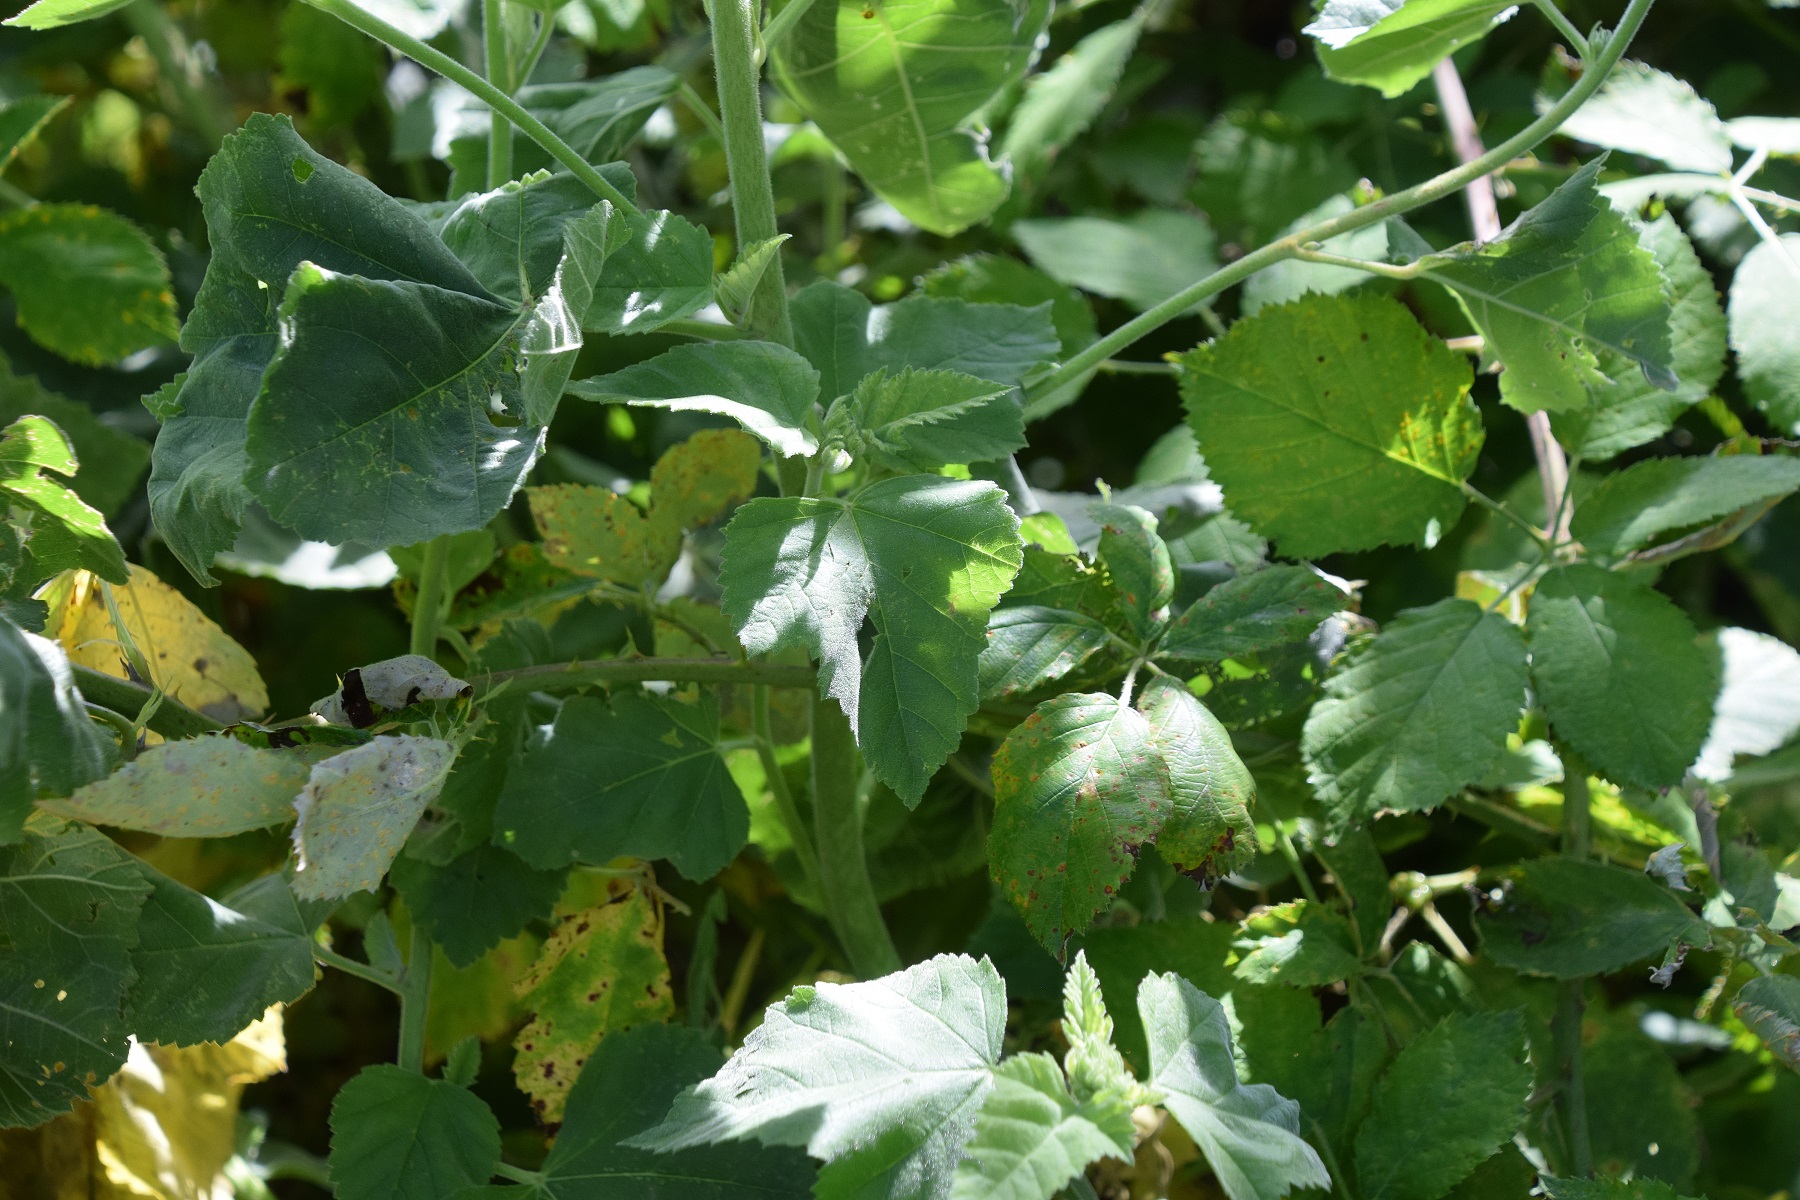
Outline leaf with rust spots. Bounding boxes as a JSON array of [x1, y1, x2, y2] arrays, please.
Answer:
[[988, 692, 1171, 955], [512, 884, 673, 1123], [1091, 502, 1172, 638]]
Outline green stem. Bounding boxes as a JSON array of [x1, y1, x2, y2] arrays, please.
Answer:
[[754, 684, 825, 895], [1555, 749, 1593, 1175], [484, 0, 514, 188], [71, 666, 223, 739], [397, 929, 434, 1072], [475, 655, 814, 695], [314, 947, 404, 994], [1019, 0, 1659, 407], [494, 1163, 546, 1186], [678, 80, 729, 146], [305, 0, 637, 213], [710, 0, 793, 345], [810, 696, 901, 977], [760, 0, 824, 54], [1447, 791, 1558, 848], [1462, 482, 1555, 554], [85, 704, 140, 759], [1532, 0, 1591, 54], [409, 536, 452, 658]]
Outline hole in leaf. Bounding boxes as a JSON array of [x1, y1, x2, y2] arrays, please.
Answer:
[[292, 157, 314, 182]]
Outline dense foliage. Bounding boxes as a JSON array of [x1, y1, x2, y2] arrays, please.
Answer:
[[1, 0, 1799, 1196]]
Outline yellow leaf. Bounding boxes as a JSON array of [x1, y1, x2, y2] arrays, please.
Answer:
[[45, 566, 268, 722]]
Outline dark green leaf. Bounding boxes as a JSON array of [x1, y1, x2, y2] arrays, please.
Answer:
[[0, 95, 68, 169], [391, 843, 567, 969], [822, 367, 1023, 472], [1474, 857, 1710, 979], [1526, 564, 1717, 790], [1581, 1023, 1699, 1187], [327, 1063, 502, 1200], [1092, 503, 1173, 637], [447, 69, 676, 196], [569, 340, 822, 458], [1233, 900, 1363, 988], [1571, 454, 1800, 559], [978, 606, 1113, 701], [1733, 975, 1800, 1071], [1159, 566, 1346, 663], [1137, 676, 1253, 881], [0, 617, 113, 840], [1539, 1178, 1700, 1200]]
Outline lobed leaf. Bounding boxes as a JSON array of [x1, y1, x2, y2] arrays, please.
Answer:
[[948, 1052, 1135, 1200], [823, 367, 1023, 472], [390, 843, 567, 970]]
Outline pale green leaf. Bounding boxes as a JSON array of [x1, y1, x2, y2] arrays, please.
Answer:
[[1550, 61, 1734, 173], [1060, 951, 1134, 1102], [569, 340, 821, 458], [43, 736, 320, 837], [0, 814, 149, 1128], [769, 0, 1050, 234], [1571, 454, 1800, 559], [1136, 675, 1253, 881], [127, 865, 315, 1047], [999, 14, 1145, 182], [0, 619, 113, 841], [630, 954, 1007, 1200], [1526, 564, 1717, 790], [1138, 971, 1331, 1200], [824, 367, 1022, 472], [0, 415, 128, 584], [977, 606, 1113, 701], [1241, 194, 1397, 315], [0, 352, 148, 517], [1304, 0, 1516, 99], [1727, 232, 1800, 435], [1420, 159, 1677, 413], [989, 693, 1171, 952], [1014, 211, 1218, 313], [0, 203, 178, 366], [492, 691, 745, 881], [720, 477, 1022, 804], [390, 843, 566, 969], [3, 0, 132, 31], [1733, 975, 1800, 1071], [919, 255, 1097, 420], [1179, 292, 1481, 557], [327, 1064, 502, 1200], [311, 654, 471, 726], [1302, 597, 1528, 827], [1158, 566, 1346, 663], [1726, 116, 1800, 155], [1552, 214, 1726, 459], [790, 282, 1059, 404], [290, 735, 457, 900], [1474, 857, 1710, 979], [948, 1052, 1134, 1200], [715, 235, 791, 327], [1693, 627, 1800, 782], [1352, 1011, 1532, 1200]]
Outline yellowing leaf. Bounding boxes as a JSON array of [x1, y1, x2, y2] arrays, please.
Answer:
[[46, 566, 267, 722], [290, 735, 458, 900], [513, 881, 673, 1122]]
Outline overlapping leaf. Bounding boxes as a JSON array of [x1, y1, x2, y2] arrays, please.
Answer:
[[0, 613, 112, 839], [290, 735, 457, 900], [1138, 676, 1254, 882], [822, 367, 1023, 472], [1305, 0, 1517, 98], [1158, 566, 1345, 663], [0, 203, 178, 365], [569, 340, 822, 458], [0, 415, 127, 583], [948, 1053, 1134, 1200], [45, 737, 321, 836], [1475, 857, 1710, 979], [1571, 454, 1800, 559]]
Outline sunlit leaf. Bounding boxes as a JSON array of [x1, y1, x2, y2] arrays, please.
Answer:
[[290, 735, 457, 900]]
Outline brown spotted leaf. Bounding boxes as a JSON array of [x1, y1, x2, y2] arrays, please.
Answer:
[[989, 692, 1171, 956], [1137, 676, 1254, 884], [512, 883, 673, 1122], [43, 736, 325, 836]]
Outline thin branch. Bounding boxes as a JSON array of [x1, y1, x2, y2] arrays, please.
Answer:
[[677, 80, 729, 146], [1532, 0, 1591, 55], [314, 947, 403, 994]]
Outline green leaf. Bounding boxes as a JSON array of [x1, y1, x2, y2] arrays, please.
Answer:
[[0, 415, 128, 584], [919, 255, 1097, 420], [1158, 566, 1346, 663], [243, 262, 539, 548], [446, 69, 677, 196], [715, 235, 790, 328], [0, 352, 148, 517], [721, 476, 1022, 805], [513, 886, 674, 1122], [978, 606, 1114, 701], [0, 95, 67, 170], [438, 171, 613, 306], [1581, 1023, 1700, 1188], [990, 693, 1171, 953], [1694, 627, 1800, 781], [1136, 675, 1254, 882], [42, 736, 320, 837], [0, 814, 150, 1129], [1550, 61, 1734, 174], [999, 13, 1145, 182], [3, 0, 131, 30], [948, 1052, 1135, 1200], [1233, 900, 1363, 987], [1474, 857, 1710, 979], [1351, 1011, 1533, 1200], [1092, 503, 1173, 636], [1179, 293, 1481, 557], [1302, 597, 1527, 827], [1552, 214, 1727, 459], [1314, 830, 1391, 956], [1304, 0, 1517, 99], [1572, 454, 1800, 559], [790, 282, 1060, 404], [527, 1023, 816, 1198], [390, 843, 566, 969], [1727, 232, 1800, 436], [1191, 114, 1358, 249], [1526, 564, 1717, 790], [1733, 975, 1800, 1071], [327, 1063, 502, 1200], [630, 954, 1007, 1200], [0, 203, 178, 366], [1013, 211, 1218, 312], [768, 0, 1050, 235], [583, 209, 713, 335], [291, 735, 458, 900], [0, 618, 113, 840], [570, 341, 821, 458], [1419, 160, 1677, 414], [492, 691, 745, 881], [126, 864, 315, 1047], [149, 113, 496, 581], [1539, 1178, 1701, 1200], [1060, 950, 1135, 1102], [1138, 971, 1331, 1200], [825, 367, 1023, 473], [277, 1, 384, 129]]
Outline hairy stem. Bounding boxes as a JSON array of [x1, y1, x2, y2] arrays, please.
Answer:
[[72, 666, 223, 738], [314, 946, 404, 994], [1532, 0, 1593, 54], [810, 696, 902, 977], [409, 536, 452, 658], [1020, 0, 1659, 407], [711, 0, 794, 344], [397, 929, 434, 1073], [305, 0, 638, 213], [484, 0, 513, 188]]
